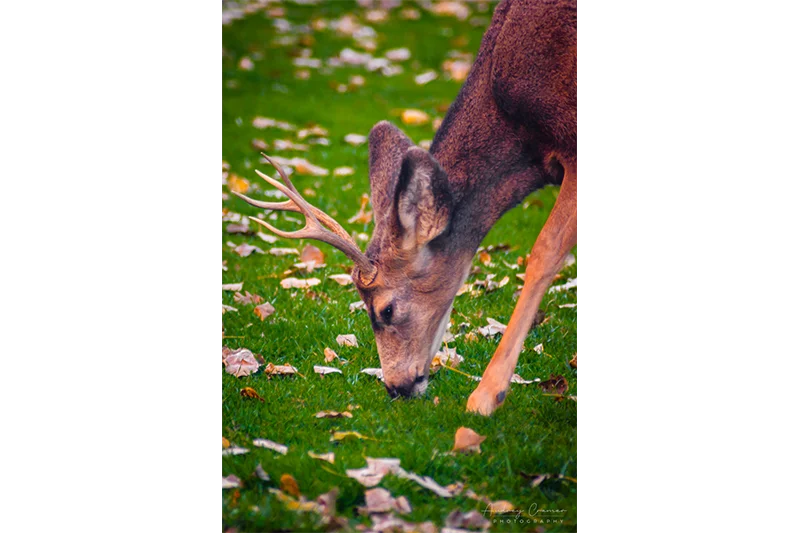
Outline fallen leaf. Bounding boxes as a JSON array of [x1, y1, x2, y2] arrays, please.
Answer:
[[430, 346, 464, 371], [336, 334, 358, 347], [254, 301, 276, 320], [360, 368, 383, 380], [293, 158, 329, 176], [487, 500, 515, 515], [443, 58, 472, 81], [452, 427, 486, 454], [234, 291, 263, 305], [273, 139, 309, 151], [569, 353, 577, 368], [315, 410, 352, 419], [256, 232, 278, 243], [240, 387, 265, 402], [227, 173, 250, 193], [548, 277, 577, 293], [478, 250, 491, 265], [222, 282, 244, 291], [270, 247, 300, 256], [350, 301, 367, 312], [281, 277, 321, 289], [280, 474, 301, 498], [222, 304, 238, 314], [401, 109, 430, 125], [445, 510, 491, 530], [222, 446, 249, 456], [223, 475, 242, 489], [348, 193, 373, 224], [395, 468, 454, 497], [254, 464, 270, 481], [328, 274, 353, 286], [559, 303, 577, 309], [533, 343, 544, 354], [308, 451, 335, 464], [264, 363, 299, 377], [346, 457, 402, 487], [510, 374, 535, 385], [344, 133, 367, 146], [300, 244, 325, 267], [297, 125, 328, 139], [360, 488, 412, 515], [333, 166, 355, 177], [433, 396, 440, 406], [269, 488, 320, 513], [233, 243, 264, 257], [539, 374, 569, 394], [222, 437, 230, 449], [323, 347, 338, 363], [224, 348, 260, 377], [314, 365, 343, 376], [330, 431, 374, 442], [415, 70, 438, 85], [253, 438, 288, 455], [478, 318, 507, 337]]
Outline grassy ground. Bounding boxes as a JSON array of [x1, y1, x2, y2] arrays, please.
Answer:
[[222, 2, 577, 531]]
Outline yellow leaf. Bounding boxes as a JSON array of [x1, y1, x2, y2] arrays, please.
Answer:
[[401, 109, 430, 126], [222, 437, 230, 449], [330, 431, 375, 442], [227, 173, 250, 193]]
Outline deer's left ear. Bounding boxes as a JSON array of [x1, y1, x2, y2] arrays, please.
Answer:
[[394, 147, 452, 249]]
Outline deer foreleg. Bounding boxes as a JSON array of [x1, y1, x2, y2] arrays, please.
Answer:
[[467, 166, 577, 416]]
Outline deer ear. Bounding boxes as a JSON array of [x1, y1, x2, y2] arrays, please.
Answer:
[[394, 147, 452, 249], [368, 121, 414, 220]]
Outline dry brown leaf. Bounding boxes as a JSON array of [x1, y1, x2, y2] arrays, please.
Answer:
[[346, 457, 401, 487], [336, 334, 358, 347], [360, 368, 383, 380], [569, 353, 577, 368], [308, 451, 335, 464], [224, 348, 260, 377], [281, 277, 321, 289], [233, 243, 264, 257], [223, 474, 242, 489], [222, 445, 249, 456], [264, 363, 299, 377], [487, 500, 515, 515], [510, 373, 535, 385], [430, 346, 464, 372], [328, 274, 353, 286], [401, 109, 430, 125], [478, 318, 507, 337], [344, 133, 367, 146], [254, 301, 276, 320], [452, 427, 486, 454], [433, 396, 440, 406], [348, 193, 373, 224], [539, 374, 569, 395], [270, 247, 300, 256], [323, 347, 338, 363], [478, 250, 492, 266], [445, 510, 491, 530], [315, 410, 352, 419], [222, 437, 230, 449], [280, 474, 301, 498], [300, 244, 325, 267], [253, 438, 288, 455], [314, 365, 343, 376], [360, 488, 412, 515], [240, 387, 265, 402], [255, 464, 270, 481], [222, 304, 238, 314], [333, 166, 355, 177], [227, 174, 250, 193], [350, 300, 367, 312], [234, 291, 263, 305], [222, 282, 244, 291]]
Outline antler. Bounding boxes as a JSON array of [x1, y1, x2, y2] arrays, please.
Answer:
[[233, 154, 377, 284]]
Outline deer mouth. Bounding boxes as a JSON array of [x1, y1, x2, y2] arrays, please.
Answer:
[[385, 374, 428, 399]]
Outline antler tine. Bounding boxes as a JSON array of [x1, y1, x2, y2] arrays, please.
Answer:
[[246, 156, 378, 282], [230, 190, 301, 213], [259, 155, 356, 244]]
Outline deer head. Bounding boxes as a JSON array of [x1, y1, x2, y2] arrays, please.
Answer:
[[235, 121, 472, 399]]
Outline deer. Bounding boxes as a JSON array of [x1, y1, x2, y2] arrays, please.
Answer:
[[233, 0, 576, 416]]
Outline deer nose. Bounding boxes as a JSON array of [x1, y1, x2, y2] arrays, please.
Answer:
[[385, 374, 427, 399]]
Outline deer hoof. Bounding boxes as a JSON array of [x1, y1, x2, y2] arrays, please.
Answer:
[[466, 386, 505, 416]]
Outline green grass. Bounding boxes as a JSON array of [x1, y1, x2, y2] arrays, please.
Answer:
[[223, 2, 576, 531]]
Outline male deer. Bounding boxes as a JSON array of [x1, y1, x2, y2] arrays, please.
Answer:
[[234, 0, 576, 416]]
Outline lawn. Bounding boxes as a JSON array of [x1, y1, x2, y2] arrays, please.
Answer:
[[222, 1, 577, 531]]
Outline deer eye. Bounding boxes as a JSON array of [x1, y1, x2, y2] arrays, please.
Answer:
[[380, 304, 394, 325]]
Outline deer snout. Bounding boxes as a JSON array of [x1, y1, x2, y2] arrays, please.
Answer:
[[385, 374, 428, 399]]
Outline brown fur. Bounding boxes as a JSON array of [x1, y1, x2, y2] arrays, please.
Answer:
[[353, 0, 577, 409]]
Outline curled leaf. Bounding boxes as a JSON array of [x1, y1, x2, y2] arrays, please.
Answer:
[[452, 427, 486, 454], [240, 387, 265, 402], [224, 348, 260, 377], [254, 301, 276, 320], [315, 410, 352, 419], [253, 438, 288, 455], [336, 334, 358, 347], [308, 451, 335, 464], [314, 365, 343, 376], [280, 474, 301, 498]]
